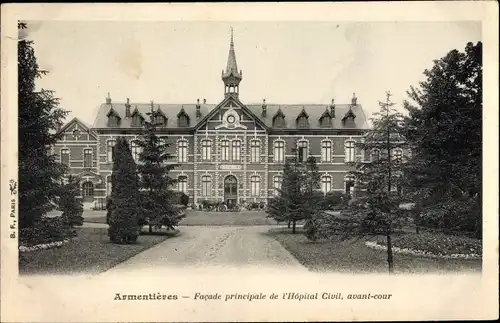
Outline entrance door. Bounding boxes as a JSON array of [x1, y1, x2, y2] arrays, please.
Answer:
[[224, 175, 238, 206]]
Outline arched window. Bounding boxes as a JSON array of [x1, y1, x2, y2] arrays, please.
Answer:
[[177, 140, 188, 163], [201, 139, 211, 161], [321, 140, 332, 162], [107, 140, 116, 163], [178, 176, 188, 194], [201, 175, 211, 197], [60, 148, 70, 166], [106, 176, 112, 197], [232, 140, 241, 161], [131, 141, 141, 162], [371, 148, 380, 162], [273, 140, 285, 163], [321, 176, 332, 195], [250, 175, 260, 196], [273, 175, 282, 196], [250, 140, 260, 163], [83, 148, 92, 168], [221, 140, 230, 161], [297, 140, 308, 162], [82, 181, 94, 197], [344, 140, 356, 163]]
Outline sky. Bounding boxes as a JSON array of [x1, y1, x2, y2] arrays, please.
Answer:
[[24, 21, 481, 125]]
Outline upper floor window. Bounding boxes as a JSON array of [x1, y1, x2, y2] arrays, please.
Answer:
[[178, 114, 190, 127], [250, 175, 260, 196], [178, 176, 188, 194], [83, 148, 92, 168], [321, 140, 332, 162], [177, 140, 188, 163], [155, 115, 167, 127], [371, 148, 380, 162], [273, 140, 285, 163], [393, 148, 403, 164], [131, 141, 141, 162], [320, 116, 332, 128], [250, 140, 260, 163], [345, 140, 356, 163], [108, 115, 120, 127], [232, 140, 241, 161], [201, 175, 211, 197], [273, 110, 286, 128], [297, 116, 309, 129], [273, 175, 282, 196], [201, 139, 211, 161], [221, 140, 230, 161], [321, 176, 332, 195], [107, 140, 116, 163], [60, 148, 70, 166], [131, 114, 144, 127], [297, 140, 308, 162]]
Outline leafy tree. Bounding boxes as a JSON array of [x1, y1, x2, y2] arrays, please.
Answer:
[[302, 157, 323, 241], [18, 21, 68, 228], [134, 103, 183, 232], [321, 191, 349, 210], [107, 137, 141, 243], [58, 175, 84, 227], [403, 42, 482, 238], [343, 91, 409, 273]]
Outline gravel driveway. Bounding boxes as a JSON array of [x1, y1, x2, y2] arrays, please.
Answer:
[[105, 226, 307, 273]]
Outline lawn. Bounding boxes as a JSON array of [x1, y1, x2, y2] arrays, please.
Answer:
[[19, 227, 171, 275], [83, 210, 281, 226], [266, 227, 482, 274]]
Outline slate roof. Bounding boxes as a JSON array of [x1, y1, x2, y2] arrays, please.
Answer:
[[92, 101, 370, 130]]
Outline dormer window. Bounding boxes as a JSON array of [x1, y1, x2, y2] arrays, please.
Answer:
[[177, 108, 190, 127], [155, 115, 167, 127], [272, 109, 286, 128], [131, 114, 144, 127], [320, 109, 332, 128], [296, 109, 309, 129], [106, 109, 121, 127]]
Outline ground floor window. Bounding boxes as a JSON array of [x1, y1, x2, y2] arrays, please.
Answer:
[[321, 175, 332, 195], [82, 181, 94, 197], [250, 175, 260, 196], [201, 175, 211, 197], [178, 176, 188, 194]]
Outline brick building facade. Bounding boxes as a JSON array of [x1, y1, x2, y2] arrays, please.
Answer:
[[54, 32, 371, 208]]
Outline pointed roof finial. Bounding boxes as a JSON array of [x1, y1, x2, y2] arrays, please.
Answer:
[[230, 27, 234, 47]]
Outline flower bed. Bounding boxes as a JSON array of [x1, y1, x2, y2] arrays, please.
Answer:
[[19, 239, 71, 253], [367, 232, 482, 260]]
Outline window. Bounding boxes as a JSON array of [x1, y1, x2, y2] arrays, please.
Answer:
[[250, 140, 260, 163], [178, 140, 188, 163], [106, 176, 112, 196], [273, 115, 286, 128], [321, 140, 332, 162], [321, 176, 332, 195], [221, 140, 230, 161], [371, 149, 380, 162], [250, 175, 260, 196], [273, 176, 282, 196], [297, 116, 309, 129], [132, 114, 144, 127], [273, 140, 285, 163], [345, 175, 355, 195], [131, 142, 141, 162], [345, 140, 355, 163], [393, 148, 403, 164], [178, 176, 188, 194], [60, 148, 70, 166], [320, 116, 332, 128], [201, 140, 211, 161], [108, 115, 120, 127], [201, 175, 211, 197], [107, 140, 116, 163], [83, 148, 92, 168], [178, 115, 189, 127], [82, 181, 94, 197], [232, 140, 241, 161], [155, 115, 167, 127], [297, 140, 308, 162]]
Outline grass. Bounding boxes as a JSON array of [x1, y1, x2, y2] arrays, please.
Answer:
[[83, 210, 279, 226], [266, 227, 482, 274], [19, 227, 171, 275]]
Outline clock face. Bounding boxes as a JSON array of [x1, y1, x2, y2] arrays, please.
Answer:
[[227, 115, 236, 124]]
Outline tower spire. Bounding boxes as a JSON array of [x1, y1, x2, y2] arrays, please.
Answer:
[[222, 27, 242, 98]]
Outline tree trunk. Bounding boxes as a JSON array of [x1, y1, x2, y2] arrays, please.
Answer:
[[292, 219, 296, 234], [287, 220, 291, 228], [149, 224, 153, 233], [386, 234, 394, 273]]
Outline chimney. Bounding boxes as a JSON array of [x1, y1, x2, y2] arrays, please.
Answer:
[[125, 98, 131, 118], [330, 98, 335, 118], [105, 92, 112, 105], [261, 98, 267, 117], [351, 92, 358, 106], [196, 98, 201, 118]]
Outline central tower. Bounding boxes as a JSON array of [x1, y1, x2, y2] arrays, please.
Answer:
[[222, 28, 242, 99]]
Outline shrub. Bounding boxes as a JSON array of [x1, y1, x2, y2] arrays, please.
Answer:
[[58, 175, 84, 227], [19, 216, 76, 247], [180, 193, 190, 206]]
